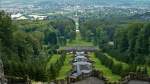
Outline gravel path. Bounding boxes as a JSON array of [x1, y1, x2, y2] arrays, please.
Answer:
[[71, 77, 105, 84]]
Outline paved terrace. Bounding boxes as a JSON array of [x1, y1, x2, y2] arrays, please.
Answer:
[[58, 46, 99, 52]]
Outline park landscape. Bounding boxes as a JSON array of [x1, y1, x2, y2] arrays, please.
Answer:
[[0, 0, 150, 84]]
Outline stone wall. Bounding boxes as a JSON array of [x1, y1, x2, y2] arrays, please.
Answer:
[[121, 73, 150, 84]]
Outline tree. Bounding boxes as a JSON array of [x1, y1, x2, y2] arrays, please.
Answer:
[[143, 23, 150, 55], [0, 11, 14, 58], [127, 23, 143, 57], [114, 28, 129, 52]]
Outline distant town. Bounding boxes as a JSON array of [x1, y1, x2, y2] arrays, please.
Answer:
[[7, 6, 150, 20], [1, 0, 150, 20]]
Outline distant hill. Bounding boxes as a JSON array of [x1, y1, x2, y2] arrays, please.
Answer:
[[1, 0, 150, 8]]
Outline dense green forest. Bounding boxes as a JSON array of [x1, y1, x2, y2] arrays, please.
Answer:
[[80, 17, 150, 64], [0, 11, 76, 81]]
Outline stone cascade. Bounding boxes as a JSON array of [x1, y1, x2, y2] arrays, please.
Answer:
[[70, 51, 92, 82]]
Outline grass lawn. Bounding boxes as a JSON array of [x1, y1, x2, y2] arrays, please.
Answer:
[[89, 53, 121, 83], [56, 54, 73, 80], [104, 53, 129, 70], [67, 32, 93, 47], [67, 39, 93, 47], [46, 54, 60, 70]]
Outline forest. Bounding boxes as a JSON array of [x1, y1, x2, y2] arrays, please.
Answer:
[[79, 16, 150, 78], [0, 11, 76, 81]]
